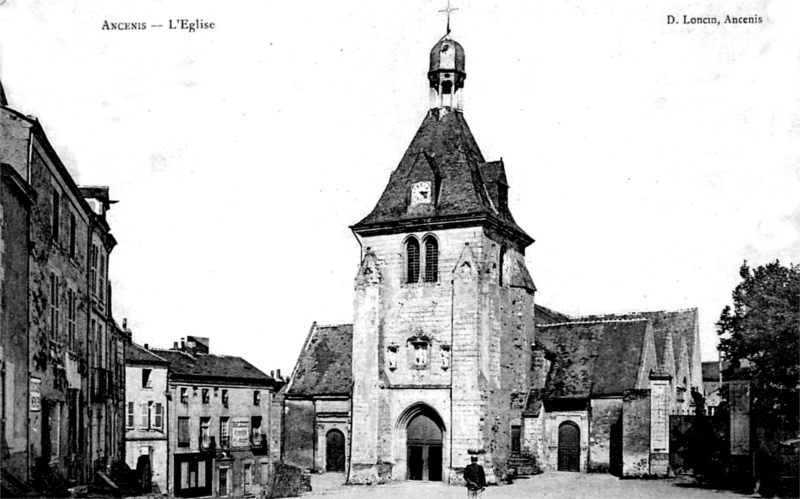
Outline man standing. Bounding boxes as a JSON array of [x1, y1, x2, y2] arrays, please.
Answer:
[[464, 456, 486, 498]]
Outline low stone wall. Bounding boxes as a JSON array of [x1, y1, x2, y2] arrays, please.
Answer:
[[266, 463, 312, 498]]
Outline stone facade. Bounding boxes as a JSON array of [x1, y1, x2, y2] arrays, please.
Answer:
[[124, 343, 170, 493], [1, 88, 128, 491], [152, 337, 275, 498]]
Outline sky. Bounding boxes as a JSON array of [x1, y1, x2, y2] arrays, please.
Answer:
[[1, 0, 798, 376]]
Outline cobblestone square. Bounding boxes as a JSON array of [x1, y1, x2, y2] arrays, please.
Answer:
[[307, 473, 754, 499]]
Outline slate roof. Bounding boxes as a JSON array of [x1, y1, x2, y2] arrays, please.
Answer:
[[127, 343, 169, 366], [534, 304, 571, 326], [536, 319, 649, 398], [152, 349, 273, 386], [287, 323, 353, 397], [352, 108, 532, 245], [574, 309, 698, 369]]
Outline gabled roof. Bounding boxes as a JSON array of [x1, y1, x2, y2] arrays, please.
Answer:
[[574, 309, 698, 369], [352, 108, 532, 246], [152, 349, 273, 386], [127, 343, 169, 366], [287, 323, 353, 397], [536, 319, 649, 398], [534, 304, 571, 325]]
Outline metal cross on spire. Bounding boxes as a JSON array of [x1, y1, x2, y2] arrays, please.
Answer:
[[439, 0, 458, 34]]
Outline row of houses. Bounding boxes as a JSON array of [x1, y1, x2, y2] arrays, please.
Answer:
[[1, 81, 128, 492], [125, 336, 285, 497], [1, 81, 287, 498]]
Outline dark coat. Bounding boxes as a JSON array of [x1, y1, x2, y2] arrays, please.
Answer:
[[464, 463, 486, 490]]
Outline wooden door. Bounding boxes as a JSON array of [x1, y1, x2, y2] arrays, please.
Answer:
[[407, 446, 424, 480], [558, 422, 580, 472], [325, 430, 346, 472]]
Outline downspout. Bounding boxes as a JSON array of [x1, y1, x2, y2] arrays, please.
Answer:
[[26, 131, 33, 481], [449, 279, 454, 478]]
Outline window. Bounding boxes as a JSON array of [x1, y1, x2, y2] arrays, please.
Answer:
[[49, 273, 60, 337], [140, 402, 149, 428], [251, 416, 262, 444], [219, 417, 230, 448], [243, 463, 252, 495], [90, 245, 98, 296], [261, 461, 269, 484], [413, 342, 429, 368], [200, 417, 210, 447], [221, 389, 229, 408], [46, 401, 61, 460], [67, 288, 76, 350], [98, 254, 105, 305], [202, 388, 210, 404], [499, 246, 506, 287], [68, 213, 76, 258], [219, 467, 229, 496], [498, 184, 508, 210], [127, 402, 135, 429], [178, 417, 190, 447], [52, 188, 60, 242], [406, 237, 420, 283], [424, 236, 438, 282], [153, 403, 163, 430], [180, 387, 188, 404], [253, 390, 261, 406], [142, 369, 152, 388]]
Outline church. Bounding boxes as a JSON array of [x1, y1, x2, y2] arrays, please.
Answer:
[[280, 25, 703, 485]]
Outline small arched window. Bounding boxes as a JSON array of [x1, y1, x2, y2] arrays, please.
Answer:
[[424, 236, 438, 282], [407, 238, 420, 283], [499, 246, 507, 286]]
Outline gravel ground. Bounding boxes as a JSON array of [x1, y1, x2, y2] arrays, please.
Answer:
[[307, 472, 758, 499]]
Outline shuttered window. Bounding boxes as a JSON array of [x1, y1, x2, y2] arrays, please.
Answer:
[[424, 237, 438, 282], [406, 238, 420, 283]]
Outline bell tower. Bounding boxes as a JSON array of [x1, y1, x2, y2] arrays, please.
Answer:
[[428, 37, 466, 110], [348, 17, 536, 485]]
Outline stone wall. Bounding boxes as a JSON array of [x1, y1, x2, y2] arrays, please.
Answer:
[[349, 226, 534, 483], [621, 389, 650, 477], [589, 398, 622, 473], [1, 162, 32, 481], [282, 399, 315, 470]]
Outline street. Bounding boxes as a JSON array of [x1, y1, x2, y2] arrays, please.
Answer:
[[307, 472, 756, 499]]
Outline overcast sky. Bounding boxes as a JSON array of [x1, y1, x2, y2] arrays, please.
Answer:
[[2, 0, 798, 376]]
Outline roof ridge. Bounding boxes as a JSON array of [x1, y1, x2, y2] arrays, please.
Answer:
[[539, 318, 649, 328], [315, 323, 353, 329]]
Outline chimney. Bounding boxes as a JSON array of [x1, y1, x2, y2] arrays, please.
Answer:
[[122, 318, 128, 330], [173, 341, 179, 350], [270, 370, 275, 378], [276, 369, 282, 380], [180, 338, 185, 351], [144, 343, 149, 350]]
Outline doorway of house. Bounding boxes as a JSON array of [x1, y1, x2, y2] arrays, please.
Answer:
[[406, 413, 443, 481], [325, 429, 346, 472], [557, 421, 580, 472]]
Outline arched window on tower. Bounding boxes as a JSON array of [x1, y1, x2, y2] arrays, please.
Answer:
[[407, 238, 420, 283], [499, 246, 506, 286], [424, 236, 438, 282]]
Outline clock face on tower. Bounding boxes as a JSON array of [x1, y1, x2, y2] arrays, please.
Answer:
[[410, 181, 432, 206]]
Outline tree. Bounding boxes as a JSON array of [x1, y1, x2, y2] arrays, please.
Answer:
[[717, 260, 800, 432]]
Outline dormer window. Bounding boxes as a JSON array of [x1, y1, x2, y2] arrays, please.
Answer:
[[498, 184, 508, 210]]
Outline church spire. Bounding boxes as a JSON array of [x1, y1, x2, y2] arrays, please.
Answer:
[[428, 0, 465, 111]]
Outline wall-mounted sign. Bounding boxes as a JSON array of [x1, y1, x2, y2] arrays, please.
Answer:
[[231, 417, 250, 448], [30, 377, 41, 412]]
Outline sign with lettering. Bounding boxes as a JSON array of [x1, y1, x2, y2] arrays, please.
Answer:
[[30, 377, 41, 412], [650, 381, 669, 452], [231, 417, 250, 448]]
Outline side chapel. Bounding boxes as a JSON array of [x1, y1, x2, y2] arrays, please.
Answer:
[[281, 25, 702, 484]]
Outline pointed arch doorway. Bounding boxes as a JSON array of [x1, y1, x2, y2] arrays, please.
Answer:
[[400, 404, 445, 482]]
